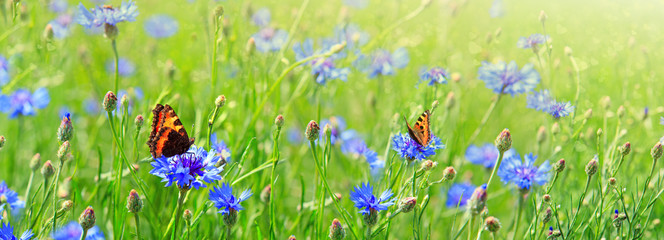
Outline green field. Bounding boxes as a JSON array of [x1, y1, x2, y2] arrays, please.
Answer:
[[0, 0, 663, 239]]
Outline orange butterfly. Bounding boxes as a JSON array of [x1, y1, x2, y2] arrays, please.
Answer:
[[147, 104, 194, 158], [403, 110, 431, 146]]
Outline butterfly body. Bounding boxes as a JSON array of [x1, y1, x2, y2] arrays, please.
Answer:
[[148, 104, 194, 159], [404, 110, 431, 146]]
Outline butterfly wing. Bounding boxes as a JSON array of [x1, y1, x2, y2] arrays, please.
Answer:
[[404, 110, 431, 146], [148, 104, 194, 158]]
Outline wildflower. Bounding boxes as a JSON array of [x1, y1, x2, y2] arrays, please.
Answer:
[[468, 184, 488, 215], [105, 58, 135, 77], [585, 156, 599, 177], [0, 181, 24, 214], [484, 216, 501, 232], [75, 1, 138, 29], [494, 128, 512, 153], [292, 39, 350, 85], [349, 182, 394, 215], [144, 14, 179, 39], [251, 27, 288, 52], [305, 120, 320, 142], [446, 183, 475, 208], [526, 90, 574, 118], [209, 183, 252, 227], [78, 206, 96, 231], [0, 55, 8, 86], [477, 61, 539, 96], [0, 88, 50, 118], [49, 15, 73, 39], [318, 116, 347, 144], [391, 133, 444, 161], [517, 34, 549, 50], [328, 218, 346, 240], [357, 48, 409, 78], [149, 145, 224, 189], [497, 153, 551, 190], [251, 8, 270, 27], [340, 132, 385, 175], [489, 0, 505, 18], [419, 66, 449, 86], [210, 133, 232, 163], [0, 220, 33, 240], [548, 227, 561, 238], [57, 113, 74, 142], [126, 189, 142, 213], [52, 221, 105, 240], [465, 143, 517, 168], [398, 197, 417, 213]]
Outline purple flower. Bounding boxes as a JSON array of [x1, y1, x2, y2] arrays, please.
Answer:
[[210, 133, 232, 163], [149, 145, 224, 189], [526, 90, 575, 118], [144, 14, 178, 39], [75, 0, 138, 28], [52, 221, 105, 240], [0, 88, 50, 118], [497, 153, 551, 190], [0, 55, 9, 86], [357, 48, 409, 78], [340, 131, 384, 175], [419, 66, 449, 86], [49, 0, 68, 13], [293, 39, 350, 85], [517, 34, 549, 50], [391, 133, 445, 161], [465, 143, 498, 168], [208, 183, 252, 215], [349, 183, 394, 214], [251, 8, 270, 27], [0, 181, 24, 215], [49, 15, 74, 39], [477, 60, 540, 96], [446, 183, 475, 208], [318, 116, 347, 145], [0, 220, 33, 240], [105, 58, 135, 77], [252, 28, 288, 53]]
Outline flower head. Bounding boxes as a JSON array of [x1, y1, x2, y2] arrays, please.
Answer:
[[477, 61, 540, 96], [0, 220, 33, 240], [75, 1, 138, 29], [357, 48, 409, 78], [497, 153, 551, 190], [318, 116, 347, 145], [208, 183, 252, 215], [419, 67, 449, 86], [251, 28, 288, 52], [340, 131, 385, 176], [52, 221, 105, 240], [349, 183, 394, 215], [526, 90, 575, 118], [293, 39, 350, 85], [210, 133, 232, 163], [446, 183, 475, 208], [517, 34, 549, 50], [391, 133, 445, 161], [251, 8, 270, 27], [144, 14, 178, 39], [0, 181, 24, 215], [0, 55, 8, 86], [149, 145, 224, 189], [0, 88, 50, 118]]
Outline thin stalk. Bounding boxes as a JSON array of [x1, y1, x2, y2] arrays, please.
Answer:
[[51, 160, 64, 233], [134, 213, 141, 240], [268, 127, 282, 240], [112, 39, 119, 95], [366, 225, 373, 240], [211, 15, 220, 93], [172, 188, 188, 240], [468, 89, 504, 144], [512, 194, 525, 240], [468, 216, 476, 240], [225, 225, 232, 240], [485, 151, 505, 193], [565, 175, 592, 238], [80, 228, 89, 240]]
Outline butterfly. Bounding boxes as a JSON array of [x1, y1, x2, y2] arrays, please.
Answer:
[[403, 110, 431, 146], [147, 104, 194, 159]]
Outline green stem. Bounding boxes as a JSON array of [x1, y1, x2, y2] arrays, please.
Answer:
[[51, 160, 64, 233], [565, 175, 592, 239], [211, 16, 220, 94], [512, 194, 524, 240], [172, 188, 188, 240], [485, 151, 505, 193], [468, 216, 476, 240], [112, 39, 119, 95], [225, 225, 232, 240], [468, 90, 504, 144], [269, 128, 282, 240], [366, 225, 373, 240], [80, 228, 88, 240], [134, 213, 141, 240], [207, 105, 221, 150]]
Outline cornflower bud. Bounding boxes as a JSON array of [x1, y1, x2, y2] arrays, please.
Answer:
[[651, 142, 662, 162], [30, 153, 41, 172], [57, 113, 74, 142], [537, 126, 547, 144], [539, 10, 547, 24], [183, 209, 193, 223], [619, 142, 631, 156], [41, 160, 55, 179], [274, 115, 284, 129], [540, 207, 552, 224], [362, 209, 378, 227], [305, 120, 320, 142], [485, 216, 501, 233], [103, 91, 117, 113], [551, 122, 560, 135], [542, 194, 551, 204], [398, 197, 417, 213], [126, 189, 143, 213], [608, 177, 617, 187], [44, 24, 54, 40], [79, 206, 96, 231], [617, 105, 625, 118], [0, 136, 4, 149], [57, 141, 71, 162], [420, 160, 437, 172], [215, 95, 226, 108], [585, 156, 598, 177], [260, 185, 271, 203], [494, 129, 511, 153], [468, 184, 488, 216], [443, 166, 456, 181], [553, 159, 565, 173], [445, 92, 456, 110], [328, 218, 346, 240], [135, 115, 144, 129]]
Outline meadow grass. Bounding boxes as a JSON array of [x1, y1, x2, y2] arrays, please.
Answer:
[[0, 0, 663, 239]]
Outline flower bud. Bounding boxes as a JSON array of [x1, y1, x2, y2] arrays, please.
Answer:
[[330, 42, 346, 54], [324, 124, 332, 139], [0, 136, 4, 149], [617, 105, 625, 118], [120, 95, 129, 109], [183, 209, 193, 223], [608, 177, 617, 187], [549, 227, 561, 238], [223, 208, 238, 227], [214, 6, 224, 20], [551, 122, 560, 135], [564, 46, 573, 57], [619, 142, 631, 156], [585, 157, 598, 177], [57, 113, 74, 142], [215, 95, 226, 108], [135, 115, 144, 129], [445, 92, 455, 110], [536, 126, 547, 144], [398, 197, 417, 213], [260, 185, 271, 203], [420, 160, 437, 172], [362, 209, 378, 227], [328, 218, 346, 240], [60, 200, 74, 212], [451, 72, 461, 82], [58, 177, 72, 198], [246, 37, 256, 54], [468, 184, 488, 216], [126, 189, 143, 213], [305, 120, 320, 142], [542, 194, 551, 204], [41, 160, 55, 179], [494, 129, 512, 153], [57, 141, 71, 162], [103, 91, 117, 113], [431, 100, 439, 112], [484, 216, 501, 233], [44, 24, 54, 40], [30, 153, 41, 172], [539, 10, 547, 24], [596, 128, 603, 137], [651, 142, 662, 161], [443, 166, 456, 181], [553, 159, 565, 173], [599, 96, 611, 110], [584, 108, 593, 120], [540, 207, 552, 224], [79, 206, 96, 230], [274, 115, 284, 129], [288, 235, 297, 240]]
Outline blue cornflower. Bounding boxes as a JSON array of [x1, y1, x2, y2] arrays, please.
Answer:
[[477, 61, 540, 96], [210, 133, 232, 163], [318, 116, 347, 145], [489, 0, 505, 18], [251, 8, 270, 27], [419, 66, 449, 86], [446, 183, 476, 208], [149, 145, 224, 189], [252, 28, 288, 53], [0, 181, 24, 215], [49, 0, 68, 13], [391, 133, 445, 161], [105, 58, 135, 77], [357, 48, 409, 78], [465, 143, 498, 168], [526, 90, 575, 118], [52, 221, 105, 240], [0, 220, 33, 240], [75, 0, 138, 29], [144, 14, 178, 39], [208, 183, 252, 215], [497, 153, 551, 190], [517, 34, 549, 50], [349, 183, 394, 214], [0, 88, 50, 118], [0, 55, 9, 86], [292, 39, 350, 85], [325, 24, 370, 56], [343, 0, 368, 9], [340, 131, 385, 175], [49, 15, 74, 39]]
